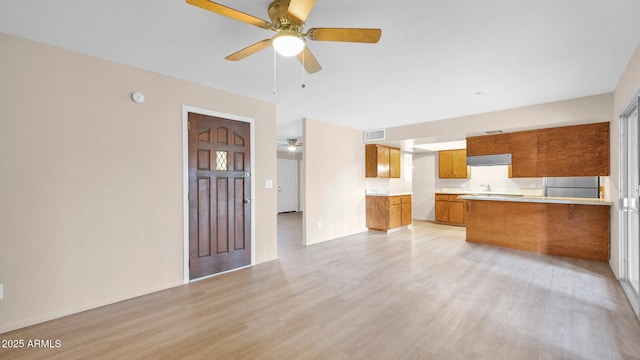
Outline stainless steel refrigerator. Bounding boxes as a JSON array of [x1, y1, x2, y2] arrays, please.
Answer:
[[543, 176, 599, 198]]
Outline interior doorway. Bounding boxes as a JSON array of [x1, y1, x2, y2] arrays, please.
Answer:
[[277, 158, 298, 213], [620, 90, 640, 320], [276, 150, 304, 250]]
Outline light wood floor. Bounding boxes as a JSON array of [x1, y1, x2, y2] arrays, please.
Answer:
[[2, 213, 640, 359]]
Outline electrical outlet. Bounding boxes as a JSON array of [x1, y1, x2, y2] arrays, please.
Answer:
[[0, 284, 3, 300], [317, 220, 322, 229]]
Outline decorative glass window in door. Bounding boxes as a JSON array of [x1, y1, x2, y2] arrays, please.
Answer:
[[216, 151, 228, 171]]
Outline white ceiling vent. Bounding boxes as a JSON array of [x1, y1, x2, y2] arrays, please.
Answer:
[[364, 129, 386, 142]]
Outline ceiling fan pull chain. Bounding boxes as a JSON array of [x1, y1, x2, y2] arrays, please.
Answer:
[[273, 47, 277, 95], [301, 49, 306, 88]]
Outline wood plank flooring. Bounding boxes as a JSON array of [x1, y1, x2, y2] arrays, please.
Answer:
[[1, 213, 639, 359]]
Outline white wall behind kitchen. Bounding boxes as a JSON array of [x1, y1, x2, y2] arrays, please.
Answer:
[[412, 153, 437, 220], [438, 165, 542, 194]]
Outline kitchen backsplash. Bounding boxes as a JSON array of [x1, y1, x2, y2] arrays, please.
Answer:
[[437, 165, 543, 195]]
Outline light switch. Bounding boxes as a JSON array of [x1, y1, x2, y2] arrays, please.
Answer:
[[265, 179, 273, 189]]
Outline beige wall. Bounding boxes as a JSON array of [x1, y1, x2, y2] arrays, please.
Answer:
[[0, 33, 278, 333], [303, 118, 367, 245], [387, 93, 613, 142], [610, 42, 640, 277]]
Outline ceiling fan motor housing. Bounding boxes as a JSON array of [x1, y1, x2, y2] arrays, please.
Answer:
[[268, 0, 303, 32]]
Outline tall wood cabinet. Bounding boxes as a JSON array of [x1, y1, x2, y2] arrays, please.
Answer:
[[438, 149, 468, 179], [366, 144, 401, 178]]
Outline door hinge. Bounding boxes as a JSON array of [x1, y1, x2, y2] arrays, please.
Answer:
[[187, 121, 190, 130]]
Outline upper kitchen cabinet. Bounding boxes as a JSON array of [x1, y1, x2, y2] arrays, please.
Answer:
[[366, 144, 401, 178], [466, 122, 609, 177], [389, 147, 401, 178], [438, 149, 468, 178], [536, 122, 609, 176], [467, 130, 537, 177]]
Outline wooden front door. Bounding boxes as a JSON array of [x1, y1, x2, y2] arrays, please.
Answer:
[[188, 112, 251, 279]]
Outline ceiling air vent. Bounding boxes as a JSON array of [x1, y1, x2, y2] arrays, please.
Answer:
[[364, 129, 386, 142]]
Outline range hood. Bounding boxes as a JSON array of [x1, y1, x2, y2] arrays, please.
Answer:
[[466, 153, 512, 166]]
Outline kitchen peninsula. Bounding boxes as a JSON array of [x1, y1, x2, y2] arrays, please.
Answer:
[[459, 194, 612, 261]]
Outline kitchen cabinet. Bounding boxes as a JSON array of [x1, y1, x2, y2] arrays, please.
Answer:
[[435, 194, 466, 226], [389, 147, 401, 178], [401, 195, 412, 226], [466, 122, 609, 177], [366, 194, 412, 231], [438, 149, 468, 178], [536, 123, 609, 176], [366, 144, 401, 178]]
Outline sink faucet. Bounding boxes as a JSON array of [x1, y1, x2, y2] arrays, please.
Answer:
[[480, 184, 491, 192]]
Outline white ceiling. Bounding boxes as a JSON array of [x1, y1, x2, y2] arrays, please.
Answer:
[[2, 0, 639, 142]]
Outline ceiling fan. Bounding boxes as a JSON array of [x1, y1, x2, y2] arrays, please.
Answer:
[[278, 139, 304, 151], [186, 0, 382, 73]]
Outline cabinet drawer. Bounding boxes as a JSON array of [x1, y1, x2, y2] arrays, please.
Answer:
[[389, 196, 402, 205], [436, 194, 461, 201], [401, 195, 412, 203]]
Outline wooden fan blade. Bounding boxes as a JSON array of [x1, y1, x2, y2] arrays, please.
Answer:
[[296, 47, 322, 73], [186, 0, 271, 29], [225, 39, 272, 61], [288, 0, 316, 23], [307, 28, 382, 43]]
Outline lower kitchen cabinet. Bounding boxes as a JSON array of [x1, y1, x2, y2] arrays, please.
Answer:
[[366, 195, 412, 231], [435, 194, 466, 226], [401, 195, 412, 226]]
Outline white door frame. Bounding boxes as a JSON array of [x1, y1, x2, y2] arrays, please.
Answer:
[[618, 86, 640, 319], [181, 105, 256, 283]]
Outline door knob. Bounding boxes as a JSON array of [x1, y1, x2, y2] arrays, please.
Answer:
[[243, 198, 251, 204]]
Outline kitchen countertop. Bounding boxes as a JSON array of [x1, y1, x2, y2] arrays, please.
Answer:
[[365, 192, 412, 197], [436, 189, 475, 195], [458, 194, 613, 206]]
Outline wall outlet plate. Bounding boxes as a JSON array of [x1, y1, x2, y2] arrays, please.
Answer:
[[0, 284, 3, 300]]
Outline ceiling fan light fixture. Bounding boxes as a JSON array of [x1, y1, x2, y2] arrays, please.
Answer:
[[287, 145, 297, 152], [272, 32, 305, 57]]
